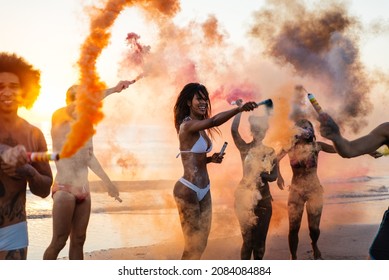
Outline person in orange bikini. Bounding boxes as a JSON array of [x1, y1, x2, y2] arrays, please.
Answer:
[[43, 80, 134, 260]]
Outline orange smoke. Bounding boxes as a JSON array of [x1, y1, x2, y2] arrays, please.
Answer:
[[60, 0, 180, 158], [117, 153, 140, 176], [201, 15, 225, 45], [263, 85, 298, 155]]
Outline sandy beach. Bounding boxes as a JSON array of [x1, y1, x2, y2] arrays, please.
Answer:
[[27, 177, 387, 261], [84, 181, 385, 260], [82, 223, 378, 260]]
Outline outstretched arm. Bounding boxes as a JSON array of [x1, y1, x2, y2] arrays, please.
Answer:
[[317, 141, 337, 153], [319, 113, 389, 158], [103, 80, 136, 99], [183, 101, 258, 134], [231, 99, 248, 149]]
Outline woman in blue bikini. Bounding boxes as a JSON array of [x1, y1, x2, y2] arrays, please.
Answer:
[[173, 83, 258, 259]]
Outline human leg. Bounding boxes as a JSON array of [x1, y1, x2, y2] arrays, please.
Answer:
[[234, 187, 255, 259], [43, 191, 76, 259], [288, 189, 304, 260], [69, 196, 91, 260], [174, 181, 211, 260], [252, 198, 272, 260], [0, 221, 28, 260], [0, 248, 27, 260], [238, 226, 254, 259], [306, 191, 323, 260], [369, 207, 389, 260], [198, 191, 212, 254]]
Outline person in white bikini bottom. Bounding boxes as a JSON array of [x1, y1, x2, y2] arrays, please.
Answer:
[[173, 83, 258, 260], [178, 177, 210, 201]]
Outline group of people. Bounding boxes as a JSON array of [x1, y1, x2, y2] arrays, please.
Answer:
[[172, 82, 388, 261], [1, 52, 388, 260], [0, 52, 133, 260]]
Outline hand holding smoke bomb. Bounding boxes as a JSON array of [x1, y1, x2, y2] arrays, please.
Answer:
[[307, 93, 324, 114], [306, 92, 341, 139], [27, 152, 60, 162], [134, 72, 145, 81], [307, 92, 332, 126], [256, 98, 273, 109], [231, 99, 243, 106], [231, 98, 273, 110]]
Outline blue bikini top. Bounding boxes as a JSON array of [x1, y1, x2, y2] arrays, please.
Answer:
[[176, 133, 213, 158]]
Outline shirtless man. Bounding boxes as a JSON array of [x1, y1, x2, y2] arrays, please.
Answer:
[[318, 113, 389, 260], [43, 80, 134, 260], [0, 52, 53, 260]]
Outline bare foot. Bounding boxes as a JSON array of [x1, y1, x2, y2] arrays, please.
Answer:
[[312, 245, 323, 260]]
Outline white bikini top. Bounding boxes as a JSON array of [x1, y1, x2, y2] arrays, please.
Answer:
[[176, 134, 213, 158]]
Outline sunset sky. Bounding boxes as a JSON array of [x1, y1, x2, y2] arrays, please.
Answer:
[[2, 0, 389, 180]]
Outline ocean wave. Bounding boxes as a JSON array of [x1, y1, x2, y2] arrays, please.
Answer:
[[324, 176, 373, 184], [324, 175, 389, 185], [368, 185, 389, 193], [328, 192, 389, 199], [27, 214, 52, 219]]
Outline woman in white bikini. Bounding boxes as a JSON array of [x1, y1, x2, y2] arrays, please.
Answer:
[[173, 82, 258, 259]]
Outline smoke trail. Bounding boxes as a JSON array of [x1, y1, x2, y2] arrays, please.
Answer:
[[118, 32, 151, 80], [263, 85, 299, 155], [201, 14, 226, 45], [290, 85, 310, 121], [249, 0, 373, 133], [60, 0, 180, 158], [125, 32, 151, 66]]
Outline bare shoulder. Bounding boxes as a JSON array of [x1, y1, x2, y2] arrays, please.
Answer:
[[51, 107, 71, 126], [178, 118, 194, 134], [52, 107, 66, 119], [18, 118, 44, 137]]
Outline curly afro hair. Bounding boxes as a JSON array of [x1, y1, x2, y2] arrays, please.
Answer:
[[0, 52, 41, 109]]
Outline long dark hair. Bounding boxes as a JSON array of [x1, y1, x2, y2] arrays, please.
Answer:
[[173, 83, 219, 137]]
